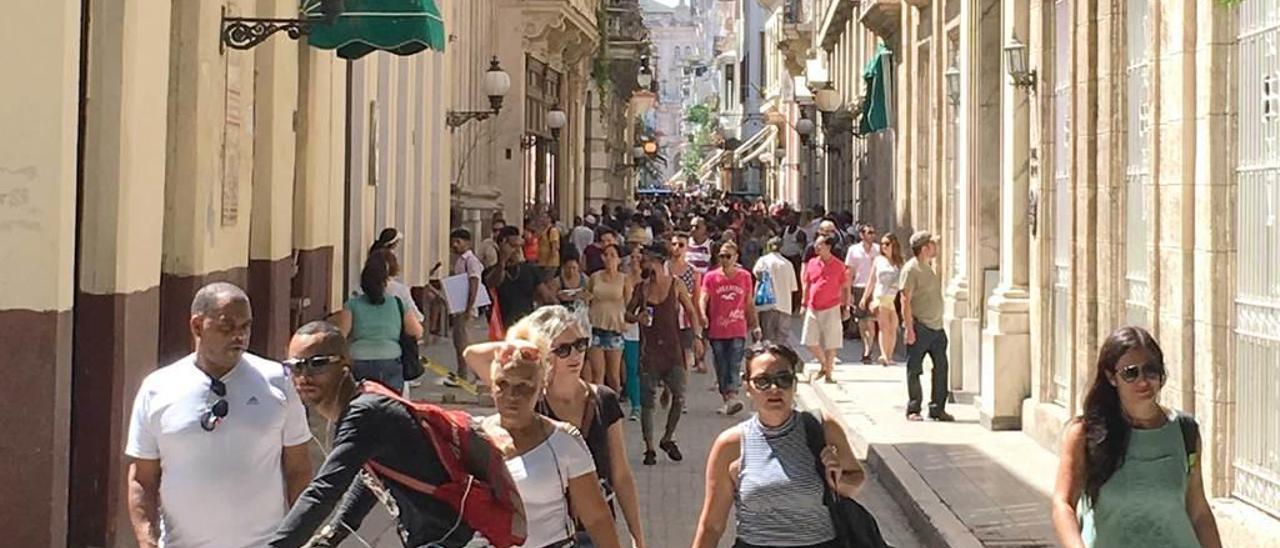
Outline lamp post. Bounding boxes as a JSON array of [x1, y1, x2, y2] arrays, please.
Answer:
[[814, 83, 841, 125], [547, 105, 567, 141], [447, 57, 512, 129], [795, 117, 815, 146], [1004, 36, 1037, 90]]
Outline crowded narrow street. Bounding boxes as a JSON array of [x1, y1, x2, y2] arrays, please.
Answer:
[[335, 334, 926, 548]]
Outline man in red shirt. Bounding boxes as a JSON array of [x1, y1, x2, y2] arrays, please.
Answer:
[[801, 235, 849, 383], [698, 241, 762, 415]]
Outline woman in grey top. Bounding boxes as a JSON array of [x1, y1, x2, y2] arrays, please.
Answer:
[[692, 344, 864, 548]]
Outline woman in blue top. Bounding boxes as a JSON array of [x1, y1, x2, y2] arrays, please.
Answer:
[[693, 344, 864, 548], [1051, 326, 1222, 548], [335, 250, 423, 393]]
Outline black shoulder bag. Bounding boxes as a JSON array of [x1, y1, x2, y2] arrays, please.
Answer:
[[395, 297, 424, 381], [799, 411, 892, 548]]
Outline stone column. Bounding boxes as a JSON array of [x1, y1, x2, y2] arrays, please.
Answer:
[[945, 0, 974, 396], [248, 0, 299, 360], [159, 0, 256, 364], [0, 1, 80, 543], [293, 47, 344, 319], [980, 0, 1032, 431], [68, 0, 171, 544]]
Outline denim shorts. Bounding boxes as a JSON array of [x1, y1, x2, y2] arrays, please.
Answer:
[[591, 328, 625, 350]]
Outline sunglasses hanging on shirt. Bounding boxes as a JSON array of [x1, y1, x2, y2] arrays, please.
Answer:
[[200, 377, 229, 432]]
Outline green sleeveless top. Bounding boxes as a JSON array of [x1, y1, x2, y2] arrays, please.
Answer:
[[1079, 410, 1199, 548]]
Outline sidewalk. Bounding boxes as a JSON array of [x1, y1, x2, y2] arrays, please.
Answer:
[[797, 338, 1059, 548]]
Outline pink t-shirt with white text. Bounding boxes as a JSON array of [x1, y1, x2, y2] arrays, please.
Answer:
[[701, 268, 753, 339]]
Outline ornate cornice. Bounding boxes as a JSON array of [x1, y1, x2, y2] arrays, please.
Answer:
[[523, 0, 601, 71]]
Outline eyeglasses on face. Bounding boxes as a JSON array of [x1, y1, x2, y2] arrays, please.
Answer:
[[283, 354, 343, 376], [748, 371, 797, 391], [1116, 362, 1164, 383], [551, 337, 590, 358], [200, 378, 229, 432]]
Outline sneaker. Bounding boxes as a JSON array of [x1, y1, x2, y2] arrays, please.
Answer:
[[929, 411, 956, 422], [629, 407, 640, 421], [643, 450, 657, 466], [441, 374, 461, 388], [659, 440, 684, 462], [726, 399, 744, 416]]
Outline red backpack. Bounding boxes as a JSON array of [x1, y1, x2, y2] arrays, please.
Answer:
[[359, 381, 527, 547]]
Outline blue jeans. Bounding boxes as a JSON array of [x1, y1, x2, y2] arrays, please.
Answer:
[[352, 358, 404, 394], [710, 338, 746, 396]]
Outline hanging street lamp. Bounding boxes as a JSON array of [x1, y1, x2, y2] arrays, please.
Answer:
[[447, 57, 512, 130]]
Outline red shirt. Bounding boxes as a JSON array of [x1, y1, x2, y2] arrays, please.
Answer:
[[701, 268, 753, 339], [804, 255, 847, 311]]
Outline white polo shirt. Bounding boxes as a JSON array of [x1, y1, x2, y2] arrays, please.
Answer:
[[845, 242, 881, 288], [126, 353, 312, 548]]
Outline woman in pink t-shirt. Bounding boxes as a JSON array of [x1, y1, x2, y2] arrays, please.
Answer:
[[801, 234, 849, 383], [698, 241, 761, 415]]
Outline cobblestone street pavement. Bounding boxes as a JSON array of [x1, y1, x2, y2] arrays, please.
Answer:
[[337, 359, 925, 548]]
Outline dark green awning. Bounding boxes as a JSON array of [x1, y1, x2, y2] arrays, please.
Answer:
[[307, 0, 446, 60], [858, 44, 891, 136]]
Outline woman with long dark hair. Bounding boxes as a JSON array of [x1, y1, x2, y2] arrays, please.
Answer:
[[860, 233, 903, 366], [334, 250, 423, 392], [1051, 326, 1221, 548]]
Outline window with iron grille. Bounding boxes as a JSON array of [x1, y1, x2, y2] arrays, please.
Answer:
[[1124, 0, 1151, 328], [1050, 0, 1072, 406]]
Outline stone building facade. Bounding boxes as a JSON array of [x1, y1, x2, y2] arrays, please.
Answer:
[[881, 0, 1280, 542]]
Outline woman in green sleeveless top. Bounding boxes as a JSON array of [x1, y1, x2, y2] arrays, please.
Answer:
[[1051, 326, 1221, 548]]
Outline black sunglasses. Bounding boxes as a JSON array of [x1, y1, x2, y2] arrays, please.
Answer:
[[748, 371, 797, 391], [200, 378, 229, 432], [1116, 362, 1165, 384], [551, 337, 590, 358], [282, 354, 344, 376]]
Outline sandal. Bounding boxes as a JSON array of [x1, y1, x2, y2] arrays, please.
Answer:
[[906, 413, 924, 422]]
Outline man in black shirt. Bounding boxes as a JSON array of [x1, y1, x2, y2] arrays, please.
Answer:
[[485, 225, 555, 329], [270, 322, 523, 548]]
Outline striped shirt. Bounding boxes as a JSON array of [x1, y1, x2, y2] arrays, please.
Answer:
[[735, 413, 836, 546], [686, 237, 713, 273]]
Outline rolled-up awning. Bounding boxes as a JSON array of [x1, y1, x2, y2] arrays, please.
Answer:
[[858, 44, 892, 135], [696, 149, 727, 183], [307, 0, 446, 60], [734, 125, 778, 167]]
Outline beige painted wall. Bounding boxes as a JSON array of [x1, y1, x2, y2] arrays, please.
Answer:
[[249, 0, 300, 263], [163, 0, 257, 277], [79, 0, 172, 295], [0, 0, 81, 311]]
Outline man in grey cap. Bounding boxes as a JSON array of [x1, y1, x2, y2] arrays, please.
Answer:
[[899, 230, 954, 422]]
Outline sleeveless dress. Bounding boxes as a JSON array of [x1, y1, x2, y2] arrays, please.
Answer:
[[1079, 411, 1200, 548], [588, 271, 627, 334], [735, 413, 836, 546]]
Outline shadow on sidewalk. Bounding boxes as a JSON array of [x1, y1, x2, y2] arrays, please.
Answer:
[[866, 439, 1056, 548]]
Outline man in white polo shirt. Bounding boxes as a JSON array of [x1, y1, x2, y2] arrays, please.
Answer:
[[125, 282, 313, 548]]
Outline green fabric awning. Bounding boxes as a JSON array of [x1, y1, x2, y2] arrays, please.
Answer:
[[858, 44, 891, 136], [307, 0, 446, 60]]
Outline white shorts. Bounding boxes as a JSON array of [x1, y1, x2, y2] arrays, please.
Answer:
[[802, 306, 844, 350]]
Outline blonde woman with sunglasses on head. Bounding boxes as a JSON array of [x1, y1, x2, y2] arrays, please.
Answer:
[[1051, 326, 1221, 548], [464, 307, 643, 548], [477, 341, 622, 548]]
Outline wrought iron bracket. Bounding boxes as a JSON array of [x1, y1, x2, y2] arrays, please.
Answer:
[[446, 111, 495, 130], [220, 7, 314, 52]]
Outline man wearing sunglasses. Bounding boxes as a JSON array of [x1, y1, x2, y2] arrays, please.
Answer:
[[271, 321, 520, 547], [125, 283, 313, 548]]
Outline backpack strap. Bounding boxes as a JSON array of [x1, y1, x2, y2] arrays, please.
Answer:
[[1177, 413, 1200, 475], [364, 460, 439, 496], [357, 381, 463, 489], [798, 410, 827, 461]]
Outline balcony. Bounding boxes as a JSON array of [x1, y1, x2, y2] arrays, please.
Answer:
[[522, 0, 601, 67], [777, 0, 812, 76], [859, 0, 901, 40]]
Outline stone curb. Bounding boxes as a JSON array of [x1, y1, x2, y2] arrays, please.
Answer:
[[799, 381, 985, 548]]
